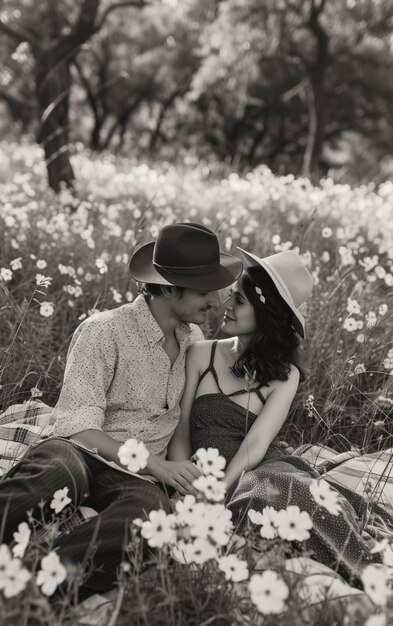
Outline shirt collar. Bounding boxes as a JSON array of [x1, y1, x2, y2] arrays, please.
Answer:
[[134, 295, 192, 349]]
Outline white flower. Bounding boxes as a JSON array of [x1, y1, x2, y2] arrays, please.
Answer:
[[322, 227, 333, 238], [309, 479, 341, 516], [272, 234, 280, 245], [258, 507, 279, 539], [375, 266, 386, 279], [0, 267, 13, 282], [353, 363, 366, 375], [382, 542, 393, 568], [379, 304, 388, 316], [10, 257, 22, 271], [360, 255, 378, 272], [191, 504, 232, 546], [183, 537, 217, 564], [362, 565, 391, 606], [383, 349, 393, 371], [193, 475, 226, 502], [175, 494, 198, 526], [118, 439, 149, 472], [365, 615, 386, 626], [171, 540, 191, 564], [338, 246, 355, 266], [111, 288, 123, 303], [36, 551, 67, 596], [50, 487, 72, 514], [125, 291, 134, 302], [36, 259, 47, 270], [12, 522, 31, 559], [275, 505, 313, 542], [371, 539, 389, 554], [356, 333, 365, 343], [194, 447, 226, 478], [0, 544, 12, 589], [347, 298, 361, 315], [248, 571, 289, 614], [384, 273, 393, 287], [95, 258, 108, 274], [30, 386, 43, 398], [247, 509, 265, 525], [321, 251, 330, 263], [217, 555, 249, 582], [140, 510, 176, 548], [0, 545, 31, 598], [39, 301, 54, 317], [35, 274, 52, 288], [366, 312, 377, 329], [343, 318, 358, 332]]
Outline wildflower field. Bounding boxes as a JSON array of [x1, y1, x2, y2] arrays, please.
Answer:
[[1, 141, 393, 624]]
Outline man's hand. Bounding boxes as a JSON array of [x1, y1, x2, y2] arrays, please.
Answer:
[[149, 458, 202, 496]]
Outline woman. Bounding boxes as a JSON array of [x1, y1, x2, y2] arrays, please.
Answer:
[[168, 248, 393, 588]]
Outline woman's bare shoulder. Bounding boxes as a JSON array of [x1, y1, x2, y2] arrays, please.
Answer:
[[187, 339, 215, 364]]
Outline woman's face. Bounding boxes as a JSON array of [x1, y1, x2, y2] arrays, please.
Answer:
[[221, 277, 257, 338]]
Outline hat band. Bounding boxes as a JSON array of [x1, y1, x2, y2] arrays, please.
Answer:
[[153, 260, 220, 276]]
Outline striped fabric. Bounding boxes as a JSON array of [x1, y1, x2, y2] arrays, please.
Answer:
[[0, 401, 55, 476], [297, 444, 393, 514]]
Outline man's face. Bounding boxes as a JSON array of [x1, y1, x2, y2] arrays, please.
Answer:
[[169, 287, 220, 325]]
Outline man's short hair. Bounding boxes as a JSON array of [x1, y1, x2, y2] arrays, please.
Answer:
[[139, 283, 185, 297]]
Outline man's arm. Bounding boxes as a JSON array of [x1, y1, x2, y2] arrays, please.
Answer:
[[53, 317, 116, 438], [72, 429, 201, 496]]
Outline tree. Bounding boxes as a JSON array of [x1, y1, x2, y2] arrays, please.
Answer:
[[189, 0, 393, 177], [0, 0, 147, 192]]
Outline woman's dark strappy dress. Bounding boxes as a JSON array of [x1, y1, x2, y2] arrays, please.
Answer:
[[190, 341, 393, 587]]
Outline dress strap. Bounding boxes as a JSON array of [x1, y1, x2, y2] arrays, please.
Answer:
[[228, 384, 266, 404], [197, 341, 223, 391]]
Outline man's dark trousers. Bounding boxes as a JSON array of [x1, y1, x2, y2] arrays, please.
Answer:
[[0, 438, 172, 597]]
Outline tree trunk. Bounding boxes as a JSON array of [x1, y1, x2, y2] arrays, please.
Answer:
[[36, 53, 75, 192], [302, 0, 329, 179], [303, 69, 326, 178]]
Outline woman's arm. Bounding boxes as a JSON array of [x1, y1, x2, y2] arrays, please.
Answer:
[[167, 341, 207, 462], [224, 366, 300, 491]]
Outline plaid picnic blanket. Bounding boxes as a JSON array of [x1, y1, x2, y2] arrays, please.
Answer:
[[1, 401, 393, 517]]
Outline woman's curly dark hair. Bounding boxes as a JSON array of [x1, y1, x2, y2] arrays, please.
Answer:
[[231, 266, 305, 386]]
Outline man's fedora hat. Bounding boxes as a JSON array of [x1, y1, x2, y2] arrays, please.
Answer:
[[129, 223, 243, 290], [237, 248, 314, 339]]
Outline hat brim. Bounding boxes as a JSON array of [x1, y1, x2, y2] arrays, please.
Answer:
[[129, 241, 243, 290], [237, 247, 306, 339]]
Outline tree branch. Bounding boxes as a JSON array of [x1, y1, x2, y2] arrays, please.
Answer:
[[0, 14, 36, 45], [0, 84, 35, 109], [95, 0, 150, 32]]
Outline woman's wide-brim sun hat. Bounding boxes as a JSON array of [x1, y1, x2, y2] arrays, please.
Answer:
[[237, 248, 314, 339], [129, 223, 243, 290]]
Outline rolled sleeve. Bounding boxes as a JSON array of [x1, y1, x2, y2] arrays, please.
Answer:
[[53, 318, 117, 438]]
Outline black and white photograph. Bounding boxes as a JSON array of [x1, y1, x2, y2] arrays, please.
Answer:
[[1, 1, 393, 624]]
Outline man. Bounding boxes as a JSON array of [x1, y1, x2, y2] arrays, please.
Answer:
[[0, 222, 242, 597]]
